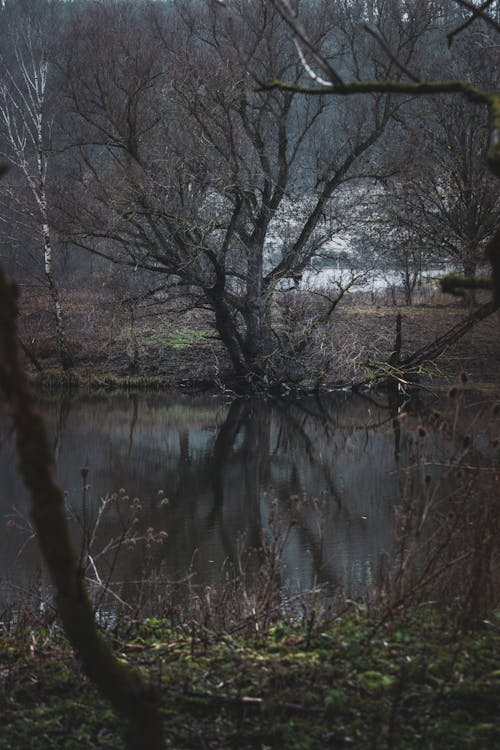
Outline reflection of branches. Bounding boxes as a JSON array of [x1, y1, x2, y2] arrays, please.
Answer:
[[0, 257, 164, 746], [289, 391, 407, 436], [288, 501, 341, 589], [272, 399, 316, 462], [127, 394, 138, 460], [271, 399, 345, 507], [207, 400, 265, 552], [277, 394, 336, 434], [213, 399, 248, 461], [208, 398, 248, 520]]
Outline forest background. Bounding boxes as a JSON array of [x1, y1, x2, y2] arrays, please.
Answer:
[[1, 1, 500, 748], [1, 0, 500, 392]]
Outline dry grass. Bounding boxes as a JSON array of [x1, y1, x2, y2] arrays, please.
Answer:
[[376, 386, 500, 621], [16, 286, 500, 389]]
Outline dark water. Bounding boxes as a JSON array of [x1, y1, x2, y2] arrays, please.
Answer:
[[0, 389, 494, 614]]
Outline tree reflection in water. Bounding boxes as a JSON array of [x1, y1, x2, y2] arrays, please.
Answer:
[[0, 389, 460, 613]]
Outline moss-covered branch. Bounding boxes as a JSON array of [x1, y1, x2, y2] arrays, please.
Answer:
[[0, 263, 164, 749], [439, 273, 493, 297], [266, 78, 500, 178], [266, 77, 492, 102]]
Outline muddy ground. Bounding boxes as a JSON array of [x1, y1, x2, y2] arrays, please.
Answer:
[[16, 286, 500, 390]]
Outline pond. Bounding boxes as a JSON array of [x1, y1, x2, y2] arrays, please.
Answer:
[[0, 389, 497, 617]]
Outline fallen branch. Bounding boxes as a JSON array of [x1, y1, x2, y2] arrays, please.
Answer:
[[179, 688, 323, 714], [345, 299, 498, 392], [400, 298, 498, 370]]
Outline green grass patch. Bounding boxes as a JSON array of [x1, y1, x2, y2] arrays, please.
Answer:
[[156, 402, 224, 424], [1, 608, 499, 748], [86, 373, 174, 391], [145, 329, 211, 349], [33, 368, 81, 389]]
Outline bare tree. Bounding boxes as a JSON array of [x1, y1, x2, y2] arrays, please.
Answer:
[[271, 0, 500, 306], [370, 9, 500, 291], [0, 9, 73, 369], [54, 0, 414, 391], [362, 90, 500, 305], [418, 98, 500, 280]]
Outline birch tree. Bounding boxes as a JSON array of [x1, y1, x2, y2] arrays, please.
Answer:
[[0, 13, 73, 369]]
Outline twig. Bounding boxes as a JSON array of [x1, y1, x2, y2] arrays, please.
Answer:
[[180, 689, 324, 714], [363, 24, 421, 83], [448, 0, 500, 47], [272, 0, 344, 86]]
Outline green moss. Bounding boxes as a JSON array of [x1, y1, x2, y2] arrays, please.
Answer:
[[86, 373, 173, 391], [35, 368, 81, 389], [440, 273, 493, 296], [2, 608, 500, 749], [145, 328, 211, 349]]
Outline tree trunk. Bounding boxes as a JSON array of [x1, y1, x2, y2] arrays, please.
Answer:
[[42, 220, 73, 370], [461, 253, 479, 306], [210, 288, 273, 392], [209, 294, 248, 381], [243, 245, 266, 381]]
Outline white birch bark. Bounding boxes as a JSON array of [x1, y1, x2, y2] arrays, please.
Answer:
[[0, 22, 73, 369]]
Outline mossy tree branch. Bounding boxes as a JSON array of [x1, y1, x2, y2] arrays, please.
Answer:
[[269, 72, 500, 305], [266, 78, 491, 102], [265, 78, 500, 175], [439, 273, 493, 297], [269, 0, 500, 304], [0, 223, 164, 747]]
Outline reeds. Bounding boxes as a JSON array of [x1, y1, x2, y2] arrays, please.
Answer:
[[4, 385, 499, 635], [376, 383, 500, 621]]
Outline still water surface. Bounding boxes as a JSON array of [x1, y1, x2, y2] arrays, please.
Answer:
[[0, 390, 479, 613]]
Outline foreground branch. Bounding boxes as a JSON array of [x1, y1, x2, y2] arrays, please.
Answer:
[[0, 265, 164, 748], [268, 1, 500, 180]]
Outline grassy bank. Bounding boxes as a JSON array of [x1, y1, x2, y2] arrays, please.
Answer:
[[17, 288, 500, 392], [1, 607, 499, 749], [31, 368, 177, 392]]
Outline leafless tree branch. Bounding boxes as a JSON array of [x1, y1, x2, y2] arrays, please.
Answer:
[[448, 0, 500, 47]]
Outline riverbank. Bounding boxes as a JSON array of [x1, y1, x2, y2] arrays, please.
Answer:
[[18, 287, 500, 392], [4, 289, 500, 749], [1, 607, 499, 749]]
